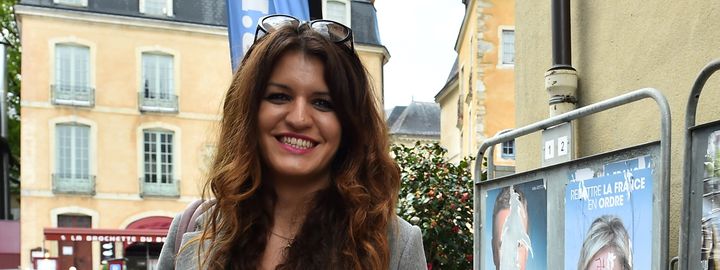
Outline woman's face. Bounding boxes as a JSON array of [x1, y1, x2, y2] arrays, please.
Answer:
[[257, 51, 342, 183]]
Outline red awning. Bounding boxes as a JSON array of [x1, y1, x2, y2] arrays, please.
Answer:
[[44, 227, 168, 243], [126, 216, 172, 230]]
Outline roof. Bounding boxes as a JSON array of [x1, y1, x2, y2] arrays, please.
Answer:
[[434, 57, 459, 101], [386, 106, 407, 127], [18, 0, 383, 46], [19, 0, 227, 26], [388, 101, 440, 137], [351, 0, 382, 46]]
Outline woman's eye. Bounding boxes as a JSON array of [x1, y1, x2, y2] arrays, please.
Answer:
[[312, 98, 334, 111], [265, 93, 291, 104]]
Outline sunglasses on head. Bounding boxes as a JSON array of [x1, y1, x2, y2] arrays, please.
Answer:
[[254, 14, 354, 51]]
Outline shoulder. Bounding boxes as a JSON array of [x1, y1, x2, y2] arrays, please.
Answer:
[[157, 203, 212, 270], [389, 216, 427, 270]]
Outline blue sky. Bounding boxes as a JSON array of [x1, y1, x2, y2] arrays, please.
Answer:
[[374, 1, 466, 109]]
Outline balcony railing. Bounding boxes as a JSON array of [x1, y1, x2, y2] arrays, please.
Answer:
[[138, 92, 178, 113], [52, 174, 96, 195], [51, 84, 95, 107], [139, 177, 180, 198]]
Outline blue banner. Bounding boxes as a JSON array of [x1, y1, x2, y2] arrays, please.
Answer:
[[226, 0, 310, 70]]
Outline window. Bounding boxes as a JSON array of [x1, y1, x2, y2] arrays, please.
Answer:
[[58, 214, 92, 228], [56, 123, 90, 181], [502, 139, 515, 159], [500, 28, 515, 65], [143, 130, 174, 184], [140, 0, 173, 16], [140, 52, 177, 111], [324, 0, 351, 26], [54, 44, 93, 105], [54, 0, 87, 7]]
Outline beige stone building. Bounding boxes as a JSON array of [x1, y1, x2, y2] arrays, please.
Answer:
[[16, 0, 388, 269], [514, 0, 720, 259], [435, 0, 515, 174]]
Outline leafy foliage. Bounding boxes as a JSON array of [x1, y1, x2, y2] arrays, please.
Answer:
[[0, 0, 20, 194], [393, 143, 474, 269]]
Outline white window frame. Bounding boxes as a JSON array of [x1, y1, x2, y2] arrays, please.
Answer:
[[137, 46, 180, 111], [497, 26, 515, 69], [501, 139, 515, 160], [49, 116, 98, 183], [142, 129, 175, 184], [322, 0, 351, 26], [141, 52, 174, 100], [55, 123, 91, 181], [136, 122, 182, 187], [139, 0, 174, 17], [53, 0, 88, 7], [49, 37, 96, 103]]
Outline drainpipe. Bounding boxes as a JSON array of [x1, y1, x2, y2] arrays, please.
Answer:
[[545, 0, 578, 117]]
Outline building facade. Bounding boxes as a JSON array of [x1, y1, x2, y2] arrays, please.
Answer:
[[435, 0, 515, 174], [16, 0, 388, 269], [514, 0, 720, 259]]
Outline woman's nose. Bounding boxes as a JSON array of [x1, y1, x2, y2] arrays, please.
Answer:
[[285, 100, 311, 129]]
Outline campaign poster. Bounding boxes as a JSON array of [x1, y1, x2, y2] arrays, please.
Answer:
[[485, 179, 547, 270], [565, 165, 653, 270], [701, 130, 720, 270]]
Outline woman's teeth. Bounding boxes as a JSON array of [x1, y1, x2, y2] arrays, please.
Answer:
[[281, 136, 314, 149]]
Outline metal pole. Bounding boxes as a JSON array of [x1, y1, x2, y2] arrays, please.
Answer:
[[473, 88, 671, 270], [679, 59, 720, 270], [551, 0, 572, 70], [0, 43, 9, 220]]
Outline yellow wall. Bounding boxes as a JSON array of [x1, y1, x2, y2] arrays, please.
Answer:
[[436, 79, 462, 163], [437, 0, 515, 166], [19, 9, 230, 270], [515, 0, 720, 257], [357, 46, 388, 111]]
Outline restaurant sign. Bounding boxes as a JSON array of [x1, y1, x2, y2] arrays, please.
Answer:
[[44, 228, 168, 243]]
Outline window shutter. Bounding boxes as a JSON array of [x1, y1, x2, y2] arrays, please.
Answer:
[[55, 45, 72, 87], [75, 46, 90, 89], [327, 1, 347, 25], [166, 0, 174, 16]]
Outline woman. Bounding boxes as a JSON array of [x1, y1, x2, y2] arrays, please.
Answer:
[[577, 215, 632, 270], [156, 15, 426, 270]]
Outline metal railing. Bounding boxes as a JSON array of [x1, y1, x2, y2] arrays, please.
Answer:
[[52, 174, 96, 195], [139, 177, 180, 198], [138, 92, 178, 113], [51, 84, 95, 107], [473, 88, 671, 270]]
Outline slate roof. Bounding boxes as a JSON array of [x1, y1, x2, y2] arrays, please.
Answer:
[[19, 0, 227, 26], [388, 102, 440, 137], [18, 0, 384, 45], [351, 0, 382, 46]]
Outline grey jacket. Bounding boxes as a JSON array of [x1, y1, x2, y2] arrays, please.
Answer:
[[156, 212, 427, 270]]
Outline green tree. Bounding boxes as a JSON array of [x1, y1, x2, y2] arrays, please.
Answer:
[[0, 0, 21, 195], [393, 143, 474, 269]]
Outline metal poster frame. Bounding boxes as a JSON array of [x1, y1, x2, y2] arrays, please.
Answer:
[[679, 59, 720, 270], [473, 88, 672, 270]]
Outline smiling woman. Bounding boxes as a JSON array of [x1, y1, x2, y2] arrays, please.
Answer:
[[156, 15, 426, 270]]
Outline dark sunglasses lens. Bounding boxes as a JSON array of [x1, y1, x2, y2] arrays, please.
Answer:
[[262, 16, 299, 32], [311, 21, 350, 43]]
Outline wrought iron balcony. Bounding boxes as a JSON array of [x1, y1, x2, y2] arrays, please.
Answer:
[[138, 92, 178, 113], [51, 84, 95, 107], [52, 174, 96, 195], [139, 177, 180, 198]]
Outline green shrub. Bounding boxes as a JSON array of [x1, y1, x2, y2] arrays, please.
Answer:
[[392, 143, 475, 270]]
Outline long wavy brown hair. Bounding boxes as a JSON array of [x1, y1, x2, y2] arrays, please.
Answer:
[[195, 24, 400, 269]]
